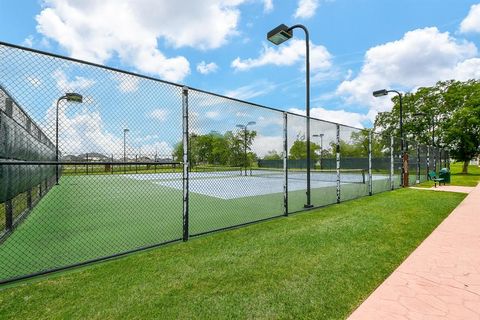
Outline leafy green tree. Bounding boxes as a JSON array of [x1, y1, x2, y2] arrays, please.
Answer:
[[374, 79, 480, 173], [289, 140, 320, 161]]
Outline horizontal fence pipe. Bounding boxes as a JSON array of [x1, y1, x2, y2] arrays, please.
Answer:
[[0, 161, 181, 166]]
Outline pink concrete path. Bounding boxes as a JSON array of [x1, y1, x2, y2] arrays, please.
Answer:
[[410, 185, 475, 194], [348, 184, 480, 320]]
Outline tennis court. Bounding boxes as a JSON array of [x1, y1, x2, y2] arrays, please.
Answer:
[[0, 170, 395, 281]]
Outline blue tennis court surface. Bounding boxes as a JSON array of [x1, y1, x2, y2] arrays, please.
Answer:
[[126, 171, 390, 199]]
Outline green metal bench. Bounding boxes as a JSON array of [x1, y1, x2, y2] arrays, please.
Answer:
[[428, 171, 445, 187]]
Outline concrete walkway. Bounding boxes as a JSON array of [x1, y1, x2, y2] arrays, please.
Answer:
[[349, 184, 480, 320], [410, 185, 475, 194]]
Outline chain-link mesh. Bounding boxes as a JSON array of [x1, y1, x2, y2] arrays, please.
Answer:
[[187, 89, 284, 235], [406, 140, 418, 186], [418, 144, 429, 183], [0, 42, 444, 284], [338, 126, 369, 201], [309, 118, 338, 207], [392, 137, 403, 188], [371, 132, 391, 193], [0, 43, 184, 282]]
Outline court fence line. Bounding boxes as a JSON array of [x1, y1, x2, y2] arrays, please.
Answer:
[[0, 41, 450, 284]]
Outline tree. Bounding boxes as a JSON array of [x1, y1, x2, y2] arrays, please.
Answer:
[[289, 139, 320, 161], [172, 129, 258, 168], [374, 79, 480, 173]]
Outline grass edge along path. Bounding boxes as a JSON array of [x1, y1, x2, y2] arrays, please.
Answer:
[[0, 188, 465, 319]]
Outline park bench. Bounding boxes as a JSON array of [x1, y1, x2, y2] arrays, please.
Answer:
[[428, 171, 445, 187]]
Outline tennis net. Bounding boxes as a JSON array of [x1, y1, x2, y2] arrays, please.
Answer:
[[250, 168, 366, 184]]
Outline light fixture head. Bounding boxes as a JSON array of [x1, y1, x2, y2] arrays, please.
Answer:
[[65, 92, 83, 103], [236, 124, 245, 128], [247, 121, 256, 126], [124, 128, 129, 133], [372, 89, 388, 97], [267, 24, 292, 45]]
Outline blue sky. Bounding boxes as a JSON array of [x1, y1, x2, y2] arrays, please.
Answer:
[[1, 0, 480, 156]]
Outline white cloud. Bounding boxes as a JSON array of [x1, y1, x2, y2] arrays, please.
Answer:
[[197, 61, 219, 75], [224, 81, 276, 100], [252, 135, 282, 157], [232, 39, 332, 72], [262, 0, 273, 12], [205, 111, 221, 119], [288, 106, 368, 128], [53, 69, 95, 91], [294, 0, 319, 19], [149, 108, 169, 122], [22, 35, 34, 47], [460, 3, 480, 33], [35, 0, 248, 82], [336, 27, 479, 117], [116, 76, 140, 93], [26, 76, 42, 87]]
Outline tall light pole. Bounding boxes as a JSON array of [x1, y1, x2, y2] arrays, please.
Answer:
[[123, 128, 129, 174], [267, 23, 313, 208], [55, 92, 83, 184], [313, 133, 324, 169], [373, 89, 407, 187], [236, 121, 256, 175]]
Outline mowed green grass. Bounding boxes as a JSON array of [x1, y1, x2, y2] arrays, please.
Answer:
[[0, 188, 464, 319]]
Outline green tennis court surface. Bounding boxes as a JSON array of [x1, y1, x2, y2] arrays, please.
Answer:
[[0, 172, 396, 281]]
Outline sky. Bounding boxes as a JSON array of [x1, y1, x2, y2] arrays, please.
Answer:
[[1, 0, 480, 157]]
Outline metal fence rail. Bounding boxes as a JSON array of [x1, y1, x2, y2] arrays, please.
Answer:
[[0, 41, 449, 284]]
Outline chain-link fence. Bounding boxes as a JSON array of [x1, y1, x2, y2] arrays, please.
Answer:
[[0, 42, 449, 284]]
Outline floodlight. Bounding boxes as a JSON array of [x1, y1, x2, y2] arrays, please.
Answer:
[[267, 24, 293, 45]]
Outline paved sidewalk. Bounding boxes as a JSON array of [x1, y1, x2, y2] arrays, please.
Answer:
[[410, 185, 475, 194], [349, 184, 480, 320]]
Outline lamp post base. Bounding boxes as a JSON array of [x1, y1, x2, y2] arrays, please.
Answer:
[[303, 204, 314, 208]]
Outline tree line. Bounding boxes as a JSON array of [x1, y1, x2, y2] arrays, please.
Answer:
[[374, 79, 480, 173]]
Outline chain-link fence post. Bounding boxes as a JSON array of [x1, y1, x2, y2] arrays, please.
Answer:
[[416, 143, 420, 184], [283, 113, 288, 216], [5, 199, 13, 231], [336, 124, 341, 203], [447, 150, 450, 170], [368, 130, 372, 196], [182, 86, 189, 242], [390, 136, 394, 190]]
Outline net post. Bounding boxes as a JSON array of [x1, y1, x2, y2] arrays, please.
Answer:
[[283, 112, 288, 216], [182, 86, 190, 242], [336, 124, 341, 203], [368, 130, 372, 196], [390, 136, 394, 190]]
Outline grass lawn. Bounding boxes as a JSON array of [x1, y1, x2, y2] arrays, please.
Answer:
[[0, 188, 465, 319], [417, 163, 480, 187]]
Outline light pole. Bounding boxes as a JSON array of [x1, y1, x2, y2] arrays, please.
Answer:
[[55, 92, 83, 184], [123, 128, 129, 174], [236, 121, 256, 175], [313, 133, 324, 169], [267, 23, 313, 208], [373, 89, 407, 186]]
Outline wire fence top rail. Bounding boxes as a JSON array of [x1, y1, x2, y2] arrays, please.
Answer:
[[0, 40, 365, 131]]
